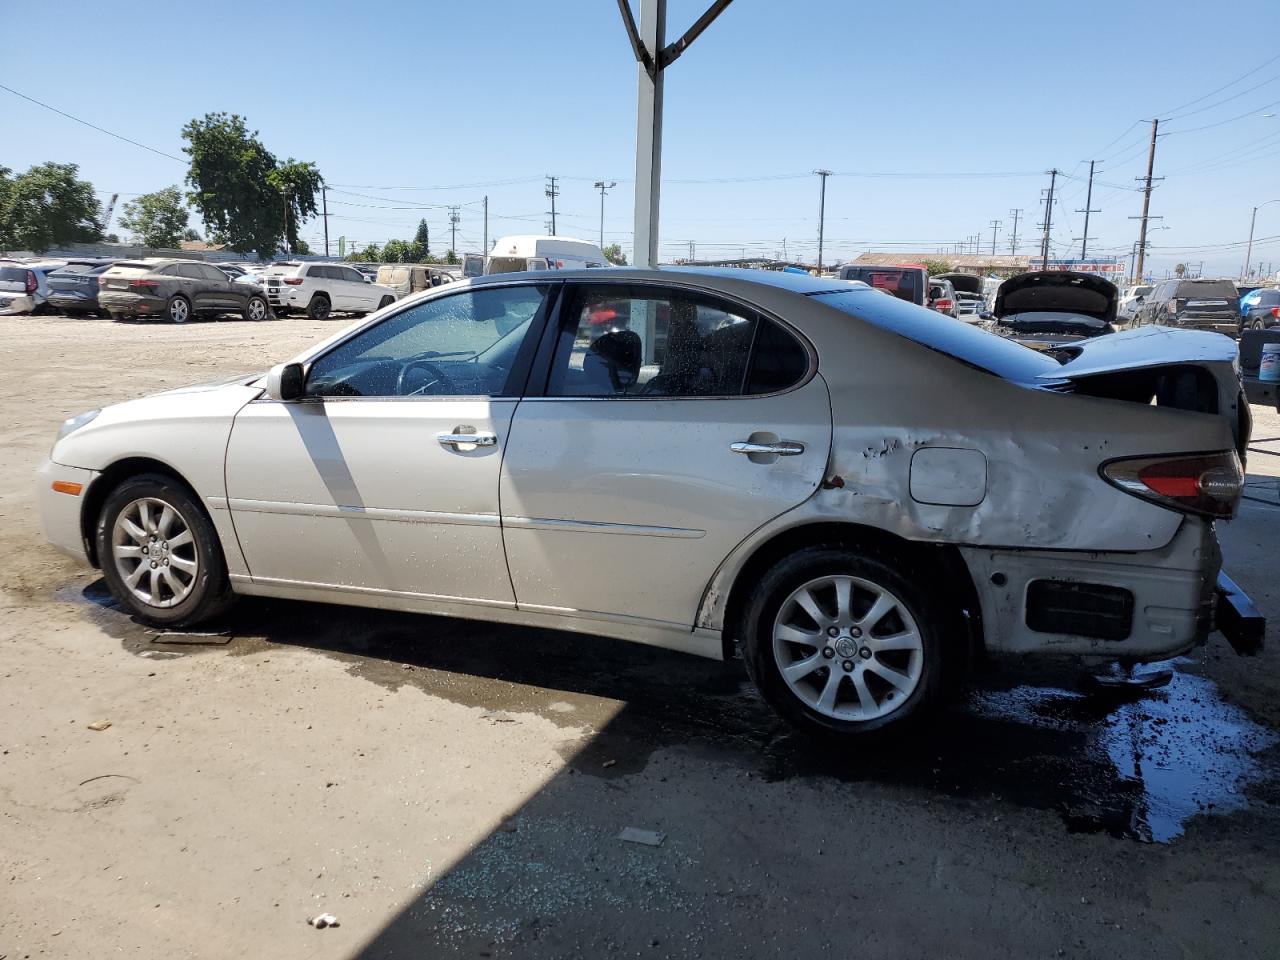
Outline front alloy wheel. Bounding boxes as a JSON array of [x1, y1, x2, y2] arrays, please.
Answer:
[[111, 497, 199, 608], [245, 295, 268, 321]]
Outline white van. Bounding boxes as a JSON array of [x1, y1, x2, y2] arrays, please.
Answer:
[[484, 235, 608, 274]]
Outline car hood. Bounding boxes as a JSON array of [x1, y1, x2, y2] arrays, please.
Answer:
[[994, 271, 1118, 323], [933, 273, 984, 296]]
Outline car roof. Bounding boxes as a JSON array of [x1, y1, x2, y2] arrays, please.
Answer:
[[470, 266, 852, 296]]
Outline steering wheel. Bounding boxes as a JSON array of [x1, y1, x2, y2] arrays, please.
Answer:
[[396, 359, 456, 396]]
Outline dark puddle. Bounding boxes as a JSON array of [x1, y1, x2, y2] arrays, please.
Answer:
[[60, 575, 1276, 843]]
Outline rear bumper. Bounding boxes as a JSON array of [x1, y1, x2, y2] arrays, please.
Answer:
[[47, 291, 100, 311], [1177, 318, 1239, 336], [0, 294, 37, 315], [960, 517, 1224, 659], [98, 291, 165, 315]]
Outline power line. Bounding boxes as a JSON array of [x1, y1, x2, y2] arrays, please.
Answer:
[[0, 82, 185, 163]]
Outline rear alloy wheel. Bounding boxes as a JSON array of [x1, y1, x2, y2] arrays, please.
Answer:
[[96, 475, 233, 627], [307, 294, 331, 321], [244, 295, 268, 322], [1252, 319, 1266, 331], [167, 296, 191, 324], [742, 546, 944, 737]]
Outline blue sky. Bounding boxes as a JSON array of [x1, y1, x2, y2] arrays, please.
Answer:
[[4, 0, 1280, 277]]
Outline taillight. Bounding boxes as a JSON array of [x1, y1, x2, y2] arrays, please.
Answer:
[[25, 270, 37, 294], [934, 298, 953, 312], [283, 277, 304, 285], [128, 279, 158, 291], [1271, 306, 1279, 319], [1165, 300, 1178, 315], [1101, 451, 1243, 519]]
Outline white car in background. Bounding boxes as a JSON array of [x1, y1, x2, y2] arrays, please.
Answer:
[[36, 269, 1261, 739], [0, 263, 52, 315], [258, 261, 398, 320], [1117, 284, 1153, 323]]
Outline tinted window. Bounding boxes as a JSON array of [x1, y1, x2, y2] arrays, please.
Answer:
[[838, 266, 923, 304], [813, 288, 1060, 383], [199, 264, 227, 282], [306, 265, 329, 279], [0, 267, 28, 282], [1174, 280, 1237, 300], [341, 267, 365, 284], [177, 263, 204, 279], [746, 320, 809, 394], [547, 285, 758, 398], [306, 285, 548, 398]]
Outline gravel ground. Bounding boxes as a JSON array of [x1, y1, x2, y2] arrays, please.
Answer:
[[1, 313, 1278, 959]]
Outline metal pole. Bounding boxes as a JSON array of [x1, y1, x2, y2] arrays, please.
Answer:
[[632, 0, 665, 267], [322, 185, 329, 258], [1008, 208, 1021, 256], [1040, 169, 1058, 270], [545, 176, 559, 235], [989, 220, 1001, 256], [1133, 119, 1159, 283], [815, 169, 831, 273], [1244, 206, 1258, 278], [1077, 160, 1098, 260], [483, 195, 489, 255], [594, 180, 615, 250]]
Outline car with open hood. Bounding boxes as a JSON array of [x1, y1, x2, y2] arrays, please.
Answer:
[[36, 268, 1262, 740], [987, 271, 1117, 357], [932, 273, 988, 323]]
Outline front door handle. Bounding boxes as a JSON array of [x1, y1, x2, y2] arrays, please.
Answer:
[[437, 429, 497, 447], [731, 440, 805, 457]]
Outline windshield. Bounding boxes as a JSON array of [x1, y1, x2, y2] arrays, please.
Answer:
[[838, 266, 922, 304], [0, 267, 30, 283], [1175, 281, 1236, 299], [812, 288, 1060, 383]]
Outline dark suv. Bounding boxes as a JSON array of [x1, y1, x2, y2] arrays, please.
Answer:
[[1240, 287, 1280, 332], [835, 264, 928, 306], [1134, 278, 1239, 335]]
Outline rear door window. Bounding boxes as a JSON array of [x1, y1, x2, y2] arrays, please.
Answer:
[[177, 263, 204, 280]]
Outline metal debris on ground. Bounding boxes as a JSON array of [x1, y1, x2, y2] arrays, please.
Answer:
[[307, 913, 340, 929], [87, 720, 112, 732], [149, 631, 232, 646], [618, 827, 666, 847]]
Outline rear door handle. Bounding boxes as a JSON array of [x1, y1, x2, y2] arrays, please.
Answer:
[[731, 440, 805, 456], [437, 430, 497, 447]]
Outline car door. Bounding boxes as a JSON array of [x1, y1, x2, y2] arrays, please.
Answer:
[[198, 263, 238, 312], [224, 282, 553, 606], [175, 263, 208, 311], [498, 280, 832, 629], [343, 265, 377, 309]]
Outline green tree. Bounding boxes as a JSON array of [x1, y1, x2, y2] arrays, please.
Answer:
[[444, 249, 459, 265], [0, 162, 103, 252], [293, 238, 312, 255], [118, 185, 191, 248], [602, 243, 627, 266], [181, 113, 322, 259], [922, 259, 954, 276], [414, 218, 430, 255], [268, 159, 322, 254], [346, 243, 380, 262]]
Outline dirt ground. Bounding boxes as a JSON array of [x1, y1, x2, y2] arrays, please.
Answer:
[[2, 312, 1279, 959]]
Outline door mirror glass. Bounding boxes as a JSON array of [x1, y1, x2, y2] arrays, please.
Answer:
[[265, 362, 305, 401]]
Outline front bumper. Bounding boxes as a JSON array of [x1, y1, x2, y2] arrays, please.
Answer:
[[36, 459, 98, 563], [959, 517, 1253, 660]]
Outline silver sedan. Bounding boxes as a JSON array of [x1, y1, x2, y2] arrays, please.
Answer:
[[37, 268, 1259, 737]]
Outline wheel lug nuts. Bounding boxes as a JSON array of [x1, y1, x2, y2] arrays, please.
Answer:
[[822, 647, 834, 659], [842, 660, 854, 672], [851, 627, 862, 638], [860, 647, 872, 659], [150, 561, 157, 569], [826, 626, 839, 638]]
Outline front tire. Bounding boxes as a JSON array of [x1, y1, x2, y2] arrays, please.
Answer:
[[1252, 319, 1266, 331], [167, 295, 191, 324], [95, 474, 233, 628], [741, 545, 944, 738], [244, 295, 268, 322], [378, 295, 395, 310]]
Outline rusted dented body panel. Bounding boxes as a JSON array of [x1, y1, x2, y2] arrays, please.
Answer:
[[688, 280, 1236, 658]]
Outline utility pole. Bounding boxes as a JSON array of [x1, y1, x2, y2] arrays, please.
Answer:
[[483, 195, 489, 255], [544, 176, 559, 235], [687, 240, 696, 262], [814, 169, 831, 273], [781, 237, 787, 260], [448, 206, 460, 256], [1008, 208, 1022, 256], [1243, 199, 1280, 278], [1132, 119, 1161, 283], [989, 220, 1002, 256], [1039, 169, 1059, 270], [1076, 160, 1099, 260], [594, 180, 616, 250], [322, 185, 330, 258]]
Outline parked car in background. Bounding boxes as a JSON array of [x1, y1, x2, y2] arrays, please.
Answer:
[[217, 263, 249, 281], [258, 261, 397, 320], [46, 259, 118, 317], [462, 254, 485, 279], [1240, 287, 1280, 331], [36, 268, 1258, 739], [1134, 278, 1240, 335], [987, 271, 1117, 358], [927, 279, 957, 317], [933, 273, 987, 323], [0, 263, 51, 315], [375, 264, 454, 300], [835, 264, 928, 306], [97, 259, 270, 324], [1117, 284, 1153, 322]]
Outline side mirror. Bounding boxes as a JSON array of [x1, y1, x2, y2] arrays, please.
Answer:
[[265, 362, 305, 401], [364, 276, 373, 283]]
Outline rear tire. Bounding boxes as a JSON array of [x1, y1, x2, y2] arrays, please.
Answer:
[[1252, 319, 1266, 331], [167, 296, 191, 324], [95, 474, 234, 628], [307, 294, 331, 321], [378, 296, 395, 310], [741, 544, 945, 739]]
